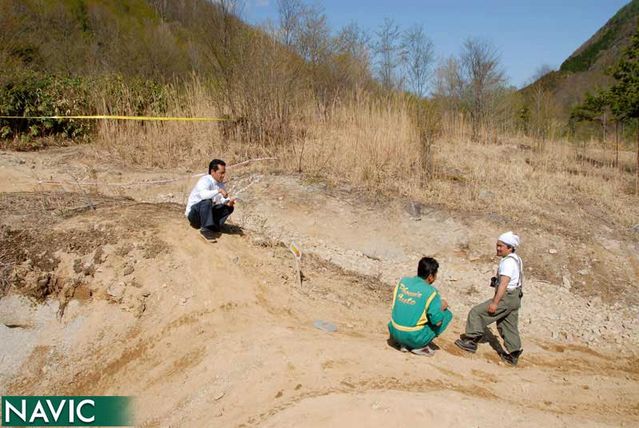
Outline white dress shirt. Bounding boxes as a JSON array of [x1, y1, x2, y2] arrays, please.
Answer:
[[185, 175, 227, 216]]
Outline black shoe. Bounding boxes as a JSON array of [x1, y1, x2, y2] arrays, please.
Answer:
[[500, 349, 523, 366], [199, 228, 217, 242], [455, 337, 479, 353]]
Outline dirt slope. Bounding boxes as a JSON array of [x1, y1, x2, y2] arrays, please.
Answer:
[[0, 147, 638, 427]]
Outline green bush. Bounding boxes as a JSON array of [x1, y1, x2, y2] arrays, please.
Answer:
[[0, 71, 171, 145], [98, 74, 169, 116], [0, 71, 94, 140]]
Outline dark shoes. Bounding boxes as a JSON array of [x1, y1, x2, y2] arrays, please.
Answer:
[[199, 228, 218, 242], [455, 337, 479, 353], [455, 335, 523, 366], [500, 349, 523, 366]]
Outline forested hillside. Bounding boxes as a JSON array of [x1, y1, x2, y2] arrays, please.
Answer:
[[524, 0, 639, 118]]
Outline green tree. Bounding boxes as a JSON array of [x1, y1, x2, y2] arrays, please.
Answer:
[[570, 91, 608, 125], [608, 25, 639, 191]]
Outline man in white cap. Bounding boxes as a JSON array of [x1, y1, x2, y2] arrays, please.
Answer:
[[455, 231, 524, 366]]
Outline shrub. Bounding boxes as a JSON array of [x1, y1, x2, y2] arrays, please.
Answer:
[[0, 71, 94, 140]]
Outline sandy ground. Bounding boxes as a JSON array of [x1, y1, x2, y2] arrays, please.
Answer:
[[0, 147, 638, 427]]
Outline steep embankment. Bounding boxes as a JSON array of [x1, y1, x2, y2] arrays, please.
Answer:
[[0, 147, 638, 427]]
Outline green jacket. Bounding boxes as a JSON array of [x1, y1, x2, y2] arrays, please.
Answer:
[[388, 276, 447, 349]]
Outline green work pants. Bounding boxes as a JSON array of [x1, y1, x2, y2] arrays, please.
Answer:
[[464, 289, 522, 353]]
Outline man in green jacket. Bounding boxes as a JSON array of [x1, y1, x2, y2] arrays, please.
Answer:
[[388, 257, 453, 356]]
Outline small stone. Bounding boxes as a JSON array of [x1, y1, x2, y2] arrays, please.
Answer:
[[214, 392, 225, 401], [548, 249, 558, 254], [107, 283, 125, 300], [83, 263, 95, 276], [478, 189, 495, 201], [405, 200, 423, 218], [123, 265, 134, 276]]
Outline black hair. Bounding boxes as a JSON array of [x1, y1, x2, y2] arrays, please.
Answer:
[[417, 257, 439, 279], [209, 159, 226, 174]]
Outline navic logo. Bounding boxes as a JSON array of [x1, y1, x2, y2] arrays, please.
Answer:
[[1, 396, 133, 427]]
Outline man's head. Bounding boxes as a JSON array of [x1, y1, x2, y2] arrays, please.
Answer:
[[496, 231, 520, 256], [209, 159, 226, 182], [417, 257, 439, 284]]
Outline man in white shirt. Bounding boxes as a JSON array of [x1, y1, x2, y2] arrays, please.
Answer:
[[455, 231, 524, 366], [185, 159, 236, 241]]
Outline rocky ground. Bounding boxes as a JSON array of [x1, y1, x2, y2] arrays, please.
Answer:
[[0, 147, 638, 427]]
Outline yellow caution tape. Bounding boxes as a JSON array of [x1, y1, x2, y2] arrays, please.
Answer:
[[0, 115, 228, 122]]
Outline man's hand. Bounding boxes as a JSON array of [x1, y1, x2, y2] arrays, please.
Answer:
[[441, 299, 449, 311], [227, 197, 237, 207], [488, 302, 498, 314], [218, 188, 229, 198]]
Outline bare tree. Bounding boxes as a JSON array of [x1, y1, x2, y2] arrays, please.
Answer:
[[459, 38, 505, 141], [334, 22, 370, 66], [433, 56, 464, 107], [333, 22, 372, 89], [527, 65, 558, 147], [277, 0, 304, 47], [295, 3, 330, 65], [401, 24, 435, 97], [373, 18, 402, 91], [531, 64, 553, 83]]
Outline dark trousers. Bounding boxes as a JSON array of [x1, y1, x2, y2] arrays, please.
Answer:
[[188, 199, 234, 231]]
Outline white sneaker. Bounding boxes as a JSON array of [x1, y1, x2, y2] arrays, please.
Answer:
[[410, 345, 436, 357]]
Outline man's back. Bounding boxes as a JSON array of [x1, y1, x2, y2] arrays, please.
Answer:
[[390, 276, 437, 330]]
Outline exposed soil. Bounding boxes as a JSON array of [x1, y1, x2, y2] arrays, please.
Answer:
[[0, 147, 638, 427]]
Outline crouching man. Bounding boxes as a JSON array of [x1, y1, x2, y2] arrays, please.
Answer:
[[185, 159, 236, 241], [388, 257, 453, 356], [455, 231, 524, 366]]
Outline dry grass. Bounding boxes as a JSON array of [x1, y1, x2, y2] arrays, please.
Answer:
[[287, 95, 422, 190], [424, 133, 638, 238], [93, 81, 639, 240]]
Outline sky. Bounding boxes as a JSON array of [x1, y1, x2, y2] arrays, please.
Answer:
[[240, 0, 630, 89]]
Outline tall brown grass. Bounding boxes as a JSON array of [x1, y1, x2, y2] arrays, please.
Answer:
[[94, 78, 639, 238]]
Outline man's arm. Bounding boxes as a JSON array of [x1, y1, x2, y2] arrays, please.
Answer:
[[196, 178, 225, 200], [427, 293, 446, 326], [488, 275, 509, 314]]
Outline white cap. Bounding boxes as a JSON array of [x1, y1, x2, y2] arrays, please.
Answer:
[[498, 231, 520, 248]]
